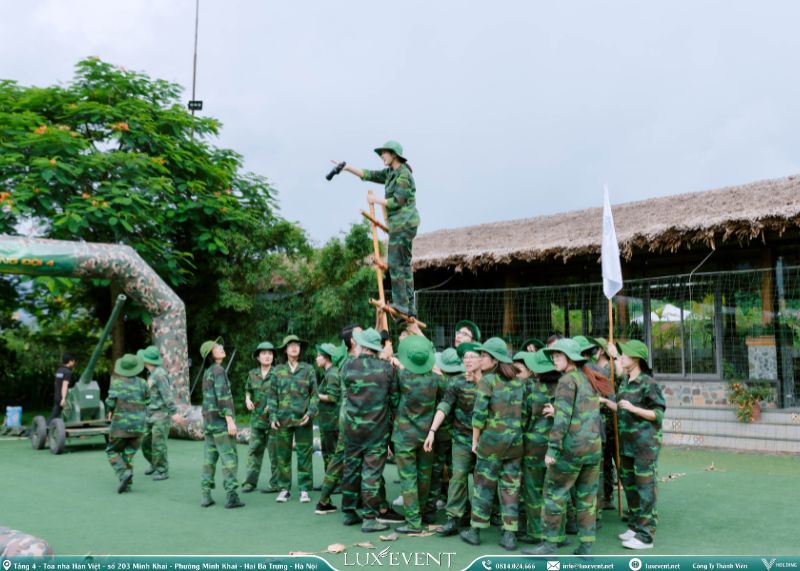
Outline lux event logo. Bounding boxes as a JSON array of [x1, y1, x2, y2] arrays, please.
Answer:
[[343, 547, 456, 567]]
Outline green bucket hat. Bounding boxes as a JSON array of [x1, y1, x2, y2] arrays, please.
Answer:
[[543, 338, 587, 363], [477, 337, 513, 364], [595, 337, 609, 352], [456, 341, 481, 359], [278, 334, 307, 349], [520, 337, 545, 351], [373, 140, 406, 162], [523, 351, 556, 375], [455, 319, 482, 343], [436, 347, 465, 374], [137, 345, 162, 366], [114, 353, 145, 377], [316, 343, 340, 361], [253, 341, 275, 358], [200, 336, 223, 360], [353, 327, 383, 353], [398, 335, 435, 374], [618, 339, 649, 362], [573, 335, 600, 355]]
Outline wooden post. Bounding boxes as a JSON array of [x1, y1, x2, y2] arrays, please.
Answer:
[[367, 190, 389, 331]]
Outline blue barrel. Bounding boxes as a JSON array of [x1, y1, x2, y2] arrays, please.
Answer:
[[5, 406, 22, 427]]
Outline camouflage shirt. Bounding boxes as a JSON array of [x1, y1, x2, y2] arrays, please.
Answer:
[[437, 375, 478, 448], [106, 375, 150, 437], [317, 364, 342, 432], [432, 372, 459, 442], [547, 369, 602, 465], [202, 363, 235, 433], [390, 369, 439, 448], [361, 163, 419, 232], [617, 372, 666, 461], [145, 366, 177, 421], [340, 354, 396, 446], [268, 362, 319, 427], [245, 366, 274, 430], [523, 379, 556, 452], [472, 370, 528, 460]]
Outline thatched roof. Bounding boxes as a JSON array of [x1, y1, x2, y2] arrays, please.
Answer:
[[412, 174, 800, 271]]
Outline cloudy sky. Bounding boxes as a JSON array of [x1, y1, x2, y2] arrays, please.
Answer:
[[2, 1, 799, 243]]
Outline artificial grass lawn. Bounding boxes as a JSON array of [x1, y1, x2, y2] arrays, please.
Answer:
[[1, 435, 797, 568]]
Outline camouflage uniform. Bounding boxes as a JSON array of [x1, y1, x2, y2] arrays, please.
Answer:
[[597, 361, 620, 505], [390, 369, 439, 529], [521, 377, 557, 540], [340, 354, 396, 520], [0, 526, 54, 556], [201, 363, 239, 494], [141, 365, 177, 476], [317, 363, 342, 471], [361, 164, 419, 315], [470, 371, 528, 532], [243, 366, 278, 489], [617, 372, 666, 544], [427, 371, 457, 512], [319, 355, 352, 503], [106, 374, 150, 483], [438, 374, 478, 521], [268, 361, 319, 492], [542, 369, 602, 546]]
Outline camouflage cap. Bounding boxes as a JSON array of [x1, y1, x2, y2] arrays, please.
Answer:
[[456, 341, 482, 359], [374, 140, 406, 162], [137, 345, 163, 366], [200, 336, 223, 359], [478, 337, 513, 364], [435, 347, 465, 374], [398, 335, 435, 374], [618, 339, 649, 362], [253, 341, 275, 358], [353, 327, 383, 352], [114, 353, 145, 377], [544, 338, 587, 363], [455, 319, 482, 342]]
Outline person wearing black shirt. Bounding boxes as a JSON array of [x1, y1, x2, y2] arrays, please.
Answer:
[[48, 352, 77, 423]]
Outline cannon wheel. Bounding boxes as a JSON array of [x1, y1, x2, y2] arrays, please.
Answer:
[[48, 418, 66, 455], [31, 416, 47, 450]]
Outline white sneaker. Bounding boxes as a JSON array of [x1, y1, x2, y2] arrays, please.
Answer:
[[276, 490, 290, 503], [618, 529, 637, 541], [299, 491, 311, 503], [622, 537, 654, 550], [392, 494, 404, 507]]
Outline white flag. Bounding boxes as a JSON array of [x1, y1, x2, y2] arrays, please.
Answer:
[[602, 185, 623, 300]]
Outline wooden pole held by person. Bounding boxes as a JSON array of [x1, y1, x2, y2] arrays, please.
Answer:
[[609, 297, 624, 516]]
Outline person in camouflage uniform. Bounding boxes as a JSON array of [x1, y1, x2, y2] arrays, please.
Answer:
[[269, 334, 319, 503], [241, 341, 277, 493], [460, 337, 528, 551], [389, 335, 439, 533], [454, 319, 481, 347], [336, 141, 419, 316], [525, 338, 601, 556], [316, 343, 343, 471], [426, 341, 481, 536], [593, 337, 620, 510], [514, 350, 560, 545], [105, 353, 150, 494], [339, 328, 397, 533], [200, 338, 244, 509], [603, 340, 666, 550], [139, 345, 178, 480]]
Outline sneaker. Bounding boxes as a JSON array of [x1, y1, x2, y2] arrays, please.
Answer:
[[275, 490, 290, 503], [144, 466, 156, 476], [622, 537, 654, 550], [392, 494, 404, 507], [522, 541, 557, 556], [376, 509, 405, 524], [618, 529, 637, 541], [200, 493, 215, 508], [299, 491, 311, 503], [499, 530, 517, 551], [152, 473, 169, 481], [361, 519, 389, 533], [241, 483, 256, 494], [459, 527, 481, 546], [565, 521, 578, 535], [396, 525, 423, 534], [315, 501, 338, 515], [574, 542, 593, 555], [437, 518, 459, 536], [342, 512, 363, 526], [225, 493, 245, 509], [117, 473, 133, 494], [260, 486, 278, 494], [517, 534, 541, 545]]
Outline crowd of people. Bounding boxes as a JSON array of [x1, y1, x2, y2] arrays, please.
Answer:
[[99, 318, 666, 555]]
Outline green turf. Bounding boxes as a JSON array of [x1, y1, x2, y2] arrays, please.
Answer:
[[1, 436, 797, 567]]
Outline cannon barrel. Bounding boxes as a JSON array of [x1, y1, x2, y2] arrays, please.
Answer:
[[78, 294, 127, 385]]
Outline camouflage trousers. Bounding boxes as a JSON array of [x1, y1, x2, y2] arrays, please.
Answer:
[[471, 455, 521, 532], [320, 428, 346, 503], [244, 424, 278, 489], [106, 436, 141, 481], [201, 430, 239, 494], [342, 436, 388, 520], [394, 443, 434, 528], [321, 428, 339, 472], [426, 437, 452, 510], [274, 424, 314, 492], [542, 461, 599, 544], [445, 441, 475, 519], [620, 454, 658, 544], [603, 422, 620, 503], [141, 417, 171, 475], [387, 225, 418, 315], [521, 447, 547, 540]]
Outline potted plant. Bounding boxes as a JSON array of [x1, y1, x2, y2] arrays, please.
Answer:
[[728, 381, 772, 423]]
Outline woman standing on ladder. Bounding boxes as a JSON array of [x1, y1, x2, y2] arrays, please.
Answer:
[[332, 141, 419, 317]]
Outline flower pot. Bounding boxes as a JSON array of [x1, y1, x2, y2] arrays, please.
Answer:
[[750, 401, 762, 422]]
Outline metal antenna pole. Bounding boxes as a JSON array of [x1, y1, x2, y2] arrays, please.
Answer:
[[190, 0, 200, 139]]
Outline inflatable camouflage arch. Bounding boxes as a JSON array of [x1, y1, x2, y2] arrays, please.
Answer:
[[0, 235, 203, 439]]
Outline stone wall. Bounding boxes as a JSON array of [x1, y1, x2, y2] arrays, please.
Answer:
[[658, 378, 778, 409]]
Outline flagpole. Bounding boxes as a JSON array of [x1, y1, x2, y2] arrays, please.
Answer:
[[608, 297, 624, 516]]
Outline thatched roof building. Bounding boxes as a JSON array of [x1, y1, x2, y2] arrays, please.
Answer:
[[413, 174, 800, 272]]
